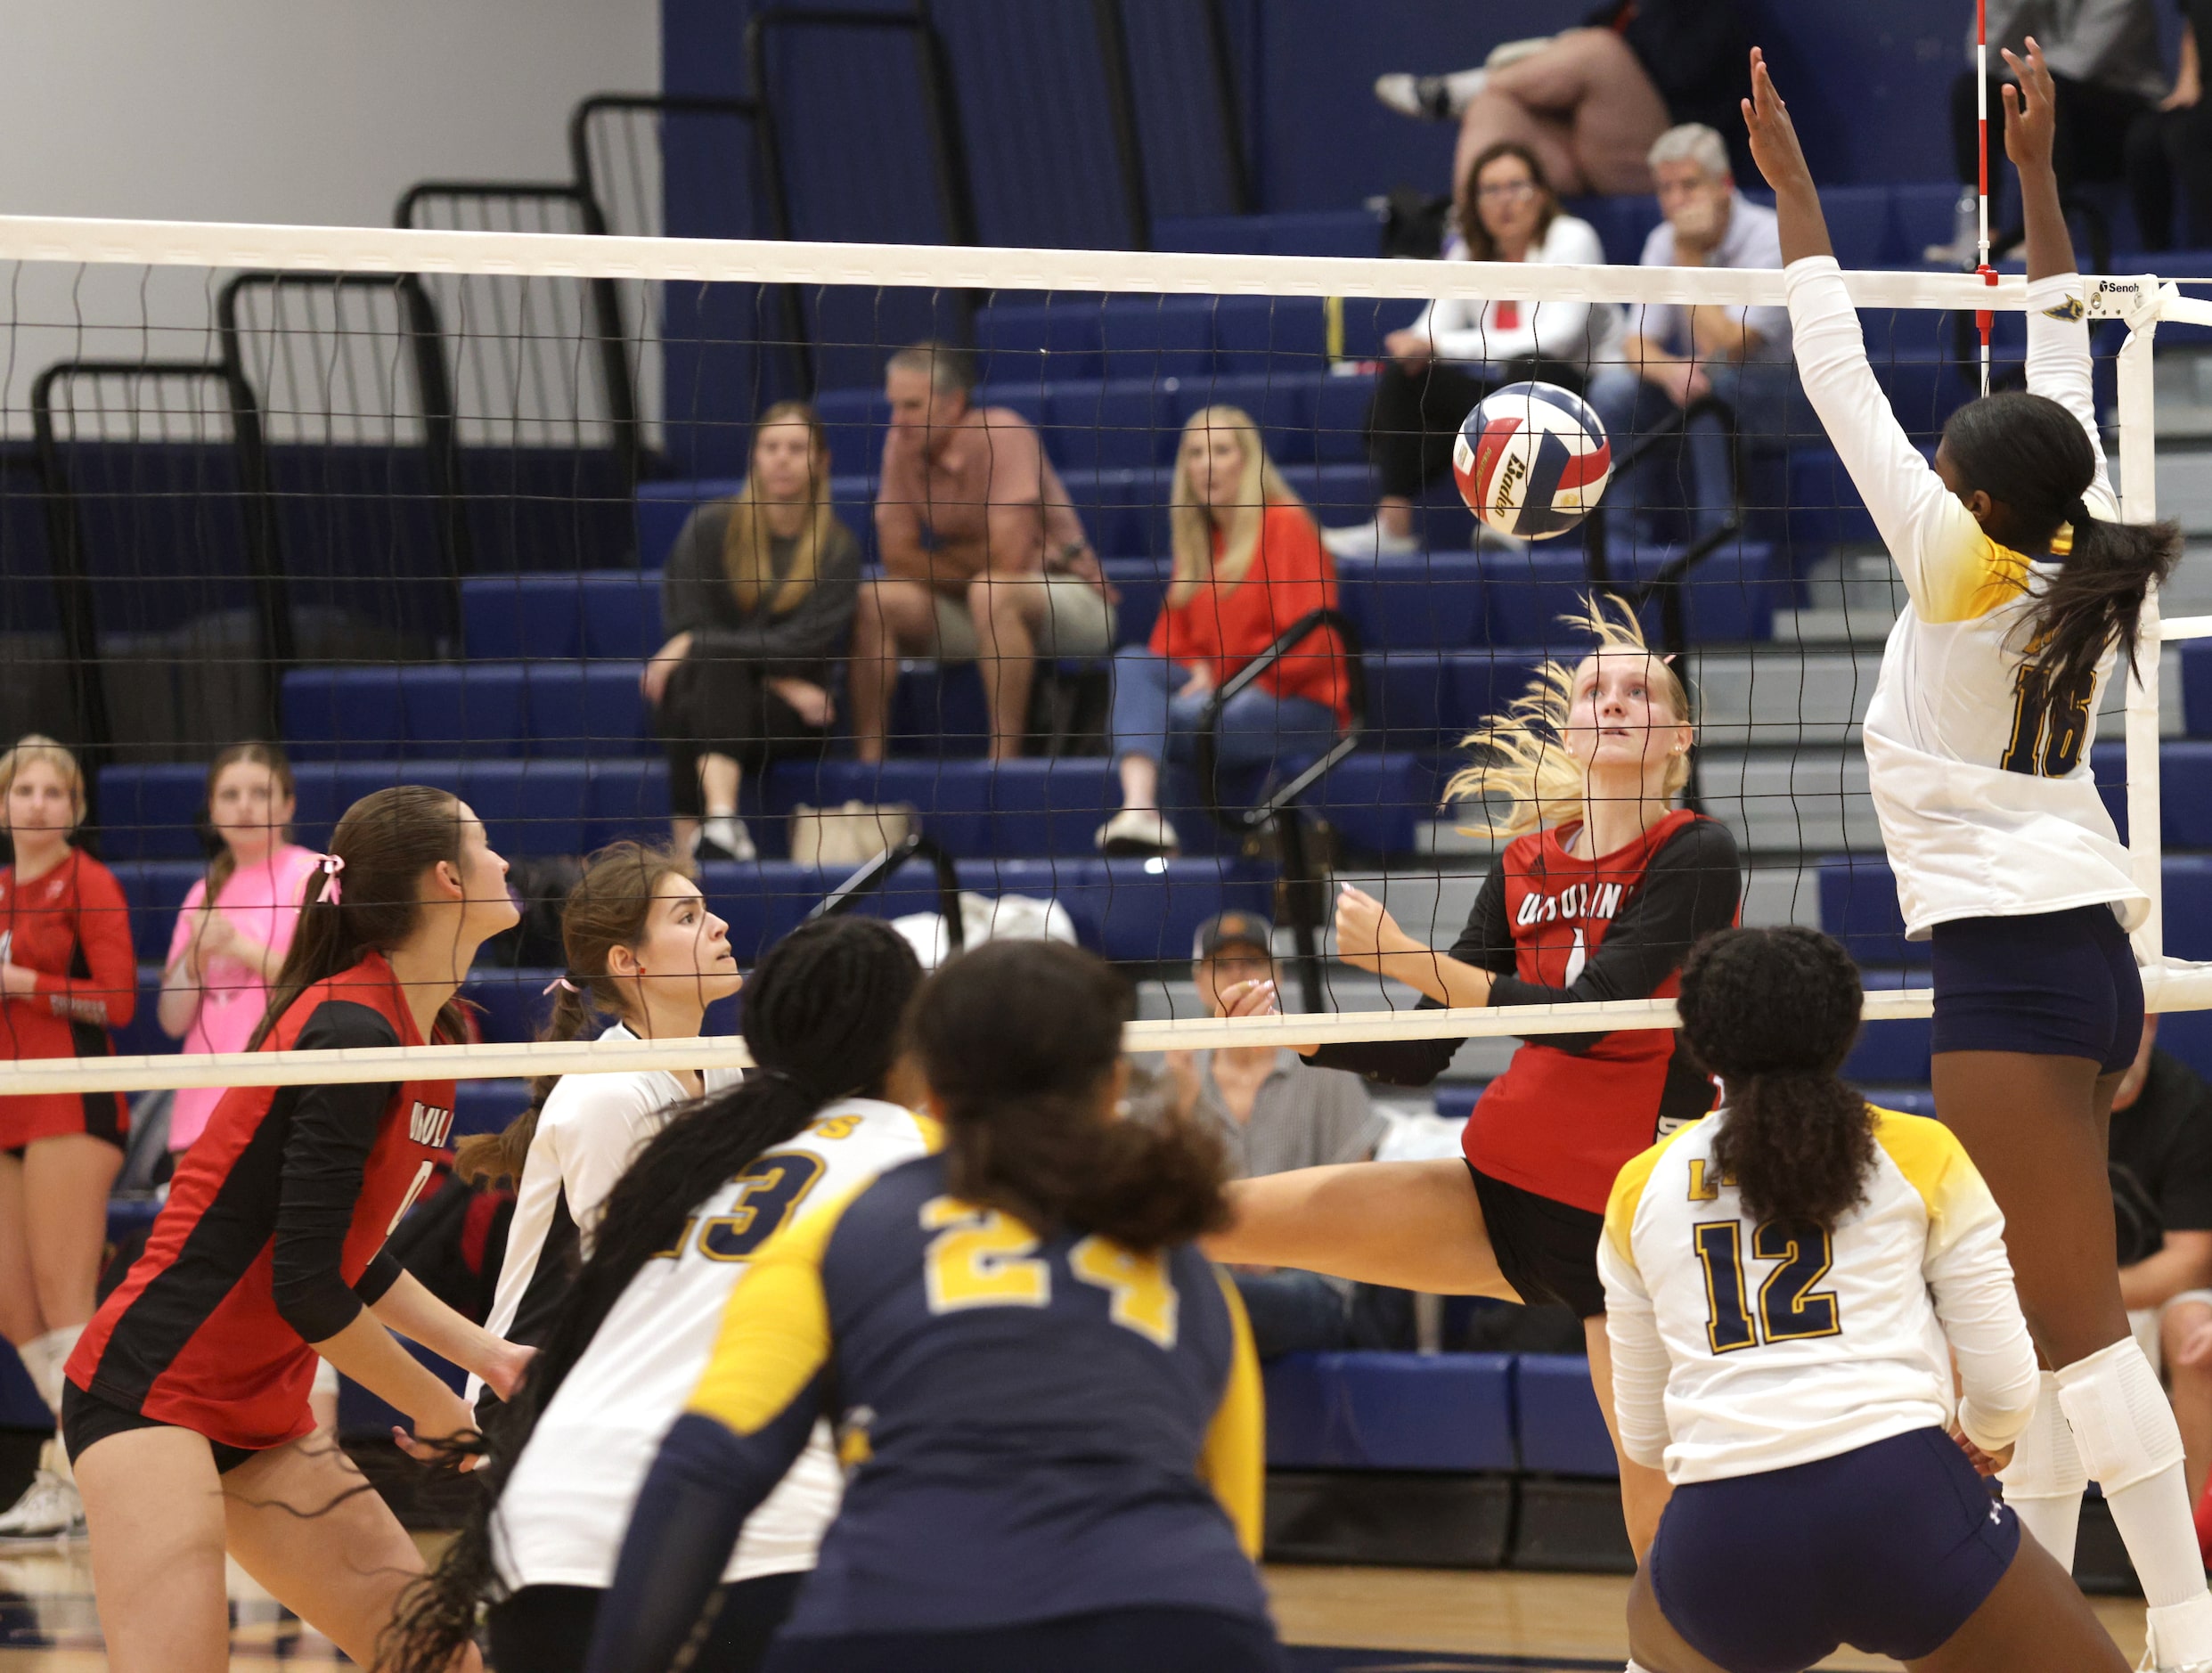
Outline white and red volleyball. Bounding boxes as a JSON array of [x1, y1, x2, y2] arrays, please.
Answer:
[[1451, 380, 1612, 541]]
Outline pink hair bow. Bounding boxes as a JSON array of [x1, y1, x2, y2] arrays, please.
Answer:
[[316, 853, 345, 905], [543, 976, 581, 997]]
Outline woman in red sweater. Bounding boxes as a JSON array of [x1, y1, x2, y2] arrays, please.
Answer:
[[0, 734, 136, 1536], [1096, 406, 1348, 856]]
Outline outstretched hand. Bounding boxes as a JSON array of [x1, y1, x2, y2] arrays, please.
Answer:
[[1741, 47, 1810, 199], [2001, 37, 2058, 176]]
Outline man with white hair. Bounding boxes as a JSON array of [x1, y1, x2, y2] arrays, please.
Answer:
[[1588, 123, 1798, 547]]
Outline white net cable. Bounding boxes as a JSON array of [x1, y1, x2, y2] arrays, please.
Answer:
[[0, 212, 2207, 1097]]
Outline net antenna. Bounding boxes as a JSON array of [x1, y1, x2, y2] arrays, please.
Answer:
[[1976, 0, 1996, 397]]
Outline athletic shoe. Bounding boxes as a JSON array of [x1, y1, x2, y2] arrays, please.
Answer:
[[1320, 517, 1420, 559], [698, 815, 757, 862], [1372, 69, 1487, 122], [1095, 808, 1180, 857], [0, 1471, 83, 1540]]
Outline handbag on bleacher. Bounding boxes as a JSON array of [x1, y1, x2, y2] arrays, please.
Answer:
[[788, 801, 916, 869]]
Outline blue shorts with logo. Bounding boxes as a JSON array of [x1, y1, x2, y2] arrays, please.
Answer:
[[1647, 1426, 2019, 1673], [1929, 904, 2143, 1073]]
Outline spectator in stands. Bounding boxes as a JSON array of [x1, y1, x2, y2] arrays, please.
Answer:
[[853, 341, 1116, 763], [2101, 1017, 2212, 1517], [0, 735, 135, 1538], [1372, 0, 1752, 199], [644, 402, 861, 862], [1932, 0, 2167, 265], [2126, 3, 2212, 251], [1588, 122, 1797, 547], [1158, 910, 1385, 1359], [158, 743, 318, 1154], [1100, 408, 1347, 857], [1324, 144, 1624, 559]]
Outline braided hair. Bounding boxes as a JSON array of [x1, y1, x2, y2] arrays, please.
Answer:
[[381, 914, 925, 1673], [1677, 926, 1873, 1228]]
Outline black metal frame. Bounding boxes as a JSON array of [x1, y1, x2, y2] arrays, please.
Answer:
[[1195, 608, 1367, 1013], [567, 92, 764, 228], [806, 830, 967, 955], [395, 181, 641, 490], [214, 271, 471, 633], [747, 6, 979, 391], [31, 359, 291, 757]]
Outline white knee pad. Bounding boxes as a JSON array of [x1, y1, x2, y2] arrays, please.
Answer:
[[2056, 1338, 2185, 1494], [29, 1326, 79, 1419], [1998, 1371, 2087, 1501]]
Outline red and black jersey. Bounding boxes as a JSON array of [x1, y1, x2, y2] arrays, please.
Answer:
[[0, 849, 135, 1147], [68, 952, 454, 1449], [1312, 811, 1741, 1214]]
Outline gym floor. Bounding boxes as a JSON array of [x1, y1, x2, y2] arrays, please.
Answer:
[[0, 1549, 2153, 1670]]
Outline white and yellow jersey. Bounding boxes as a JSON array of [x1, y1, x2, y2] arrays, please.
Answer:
[[1787, 258, 2144, 939], [491, 1098, 940, 1591], [1598, 1106, 2038, 1485]]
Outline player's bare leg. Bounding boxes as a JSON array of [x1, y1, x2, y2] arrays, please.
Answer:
[[2162, 1298, 2212, 1506], [1624, 1563, 1729, 1673], [75, 1424, 233, 1673], [1907, 1526, 2130, 1671], [224, 1433, 483, 1671], [1939, 1049, 2212, 1668], [23, 1132, 121, 1331], [1205, 1158, 1520, 1296], [0, 1153, 47, 1349]]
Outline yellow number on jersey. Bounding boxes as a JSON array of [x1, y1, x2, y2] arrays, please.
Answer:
[[1069, 1236, 1179, 1347], [920, 1196, 1049, 1313], [809, 1114, 861, 1141]]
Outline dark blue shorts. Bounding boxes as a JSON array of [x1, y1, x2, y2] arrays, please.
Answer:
[[1647, 1426, 2019, 1673], [1930, 905, 2143, 1073]]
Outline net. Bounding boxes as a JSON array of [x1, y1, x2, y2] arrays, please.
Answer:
[[2, 200, 2210, 1151]]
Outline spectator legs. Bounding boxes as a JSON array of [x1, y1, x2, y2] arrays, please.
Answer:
[[2162, 1298, 2212, 1507], [1367, 356, 1488, 535], [1230, 1268, 1353, 1359], [1456, 29, 1669, 200], [1106, 646, 1175, 813], [849, 576, 942, 763], [968, 572, 1042, 762]]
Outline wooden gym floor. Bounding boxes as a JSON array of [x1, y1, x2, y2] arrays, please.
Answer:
[[0, 1545, 2152, 1669]]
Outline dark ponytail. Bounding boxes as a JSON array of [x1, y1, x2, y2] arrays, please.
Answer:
[[909, 940, 1228, 1253], [454, 840, 694, 1186], [381, 914, 925, 1673], [1940, 392, 2181, 703], [249, 785, 474, 1050], [1677, 926, 1873, 1229]]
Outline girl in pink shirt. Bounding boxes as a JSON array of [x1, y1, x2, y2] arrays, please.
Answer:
[[158, 743, 320, 1151]]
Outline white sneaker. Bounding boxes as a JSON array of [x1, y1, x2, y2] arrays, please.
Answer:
[[1373, 69, 1484, 121], [1321, 517, 1420, 559], [0, 1470, 83, 1540], [1096, 808, 1181, 857], [698, 814, 756, 862]]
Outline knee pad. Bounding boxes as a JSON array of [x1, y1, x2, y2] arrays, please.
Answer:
[[1998, 1371, 2087, 1501], [2056, 1338, 2185, 1494]]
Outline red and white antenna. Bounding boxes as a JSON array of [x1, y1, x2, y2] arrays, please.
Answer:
[[1976, 0, 1996, 396]]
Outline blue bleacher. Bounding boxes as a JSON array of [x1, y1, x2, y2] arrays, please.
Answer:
[[1266, 1352, 1515, 1472]]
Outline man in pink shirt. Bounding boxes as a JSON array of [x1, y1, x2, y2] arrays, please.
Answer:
[[853, 341, 1116, 761]]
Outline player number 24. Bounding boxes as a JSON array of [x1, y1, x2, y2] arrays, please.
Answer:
[[918, 1196, 1179, 1347], [1692, 1218, 1841, 1353]]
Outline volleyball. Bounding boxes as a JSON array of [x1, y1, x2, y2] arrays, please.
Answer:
[[1452, 380, 1613, 541]]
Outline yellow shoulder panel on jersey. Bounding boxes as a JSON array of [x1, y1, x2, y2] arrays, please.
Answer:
[[910, 1110, 946, 1155], [1869, 1106, 1993, 1249], [1603, 1121, 1704, 1265], [1917, 527, 2035, 625], [1199, 1269, 1265, 1559], [686, 1184, 865, 1435]]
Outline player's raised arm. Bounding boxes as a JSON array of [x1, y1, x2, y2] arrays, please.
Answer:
[[1741, 47, 1831, 267]]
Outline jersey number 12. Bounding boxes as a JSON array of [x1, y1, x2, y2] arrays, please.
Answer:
[[1693, 1218, 1842, 1353]]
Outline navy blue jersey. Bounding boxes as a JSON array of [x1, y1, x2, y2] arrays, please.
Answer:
[[584, 1153, 1266, 1672]]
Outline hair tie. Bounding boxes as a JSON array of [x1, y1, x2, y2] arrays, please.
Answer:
[[543, 975, 583, 997], [315, 853, 345, 905]]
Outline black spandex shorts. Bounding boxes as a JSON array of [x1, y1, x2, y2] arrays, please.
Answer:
[[1648, 1426, 2019, 1673], [764, 1606, 1284, 1673], [1930, 904, 2143, 1073], [61, 1381, 262, 1474], [487, 1573, 806, 1673], [1467, 1163, 1607, 1319]]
